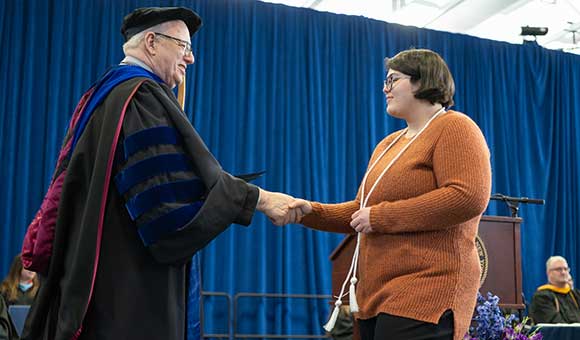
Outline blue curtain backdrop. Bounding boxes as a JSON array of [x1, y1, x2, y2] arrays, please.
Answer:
[[1, 0, 580, 337]]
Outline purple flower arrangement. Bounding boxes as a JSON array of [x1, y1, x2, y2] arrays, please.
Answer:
[[463, 292, 543, 340]]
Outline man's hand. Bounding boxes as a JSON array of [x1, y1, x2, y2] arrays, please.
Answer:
[[350, 207, 374, 233], [257, 189, 296, 226]]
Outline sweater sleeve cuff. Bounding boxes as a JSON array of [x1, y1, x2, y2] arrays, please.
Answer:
[[370, 203, 391, 233], [300, 202, 323, 226]]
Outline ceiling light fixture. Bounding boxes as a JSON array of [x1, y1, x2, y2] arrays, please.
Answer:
[[520, 26, 549, 36], [520, 26, 549, 44]]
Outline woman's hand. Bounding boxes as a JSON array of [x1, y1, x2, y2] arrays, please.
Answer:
[[286, 199, 313, 224], [350, 207, 374, 233]]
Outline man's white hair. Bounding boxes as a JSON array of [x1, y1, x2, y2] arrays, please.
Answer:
[[546, 255, 568, 271], [122, 22, 173, 54]]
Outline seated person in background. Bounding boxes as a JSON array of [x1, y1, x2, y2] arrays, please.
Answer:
[[530, 255, 580, 323], [0, 293, 19, 339], [330, 305, 353, 340], [0, 255, 39, 306]]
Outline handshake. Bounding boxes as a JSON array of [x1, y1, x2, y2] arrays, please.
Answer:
[[256, 189, 313, 226], [256, 189, 374, 233]]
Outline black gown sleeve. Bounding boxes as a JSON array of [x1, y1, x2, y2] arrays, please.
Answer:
[[114, 80, 259, 264]]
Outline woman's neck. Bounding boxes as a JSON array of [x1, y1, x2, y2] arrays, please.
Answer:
[[405, 103, 444, 137]]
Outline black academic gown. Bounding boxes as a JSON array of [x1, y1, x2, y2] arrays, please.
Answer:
[[22, 77, 258, 340], [530, 286, 580, 324]]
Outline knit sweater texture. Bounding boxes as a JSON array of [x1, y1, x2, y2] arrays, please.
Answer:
[[301, 110, 491, 340]]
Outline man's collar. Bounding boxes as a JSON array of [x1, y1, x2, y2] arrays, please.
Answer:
[[120, 56, 154, 73], [538, 283, 572, 294]]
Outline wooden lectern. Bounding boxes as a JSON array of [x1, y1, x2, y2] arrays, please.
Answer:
[[329, 216, 524, 337], [477, 216, 524, 309]]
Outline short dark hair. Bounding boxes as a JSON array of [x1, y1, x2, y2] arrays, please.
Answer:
[[384, 49, 455, 107]]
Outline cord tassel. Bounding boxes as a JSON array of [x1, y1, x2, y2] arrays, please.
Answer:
[[349, 277, 359, 313], [323, 300, 342, 332]]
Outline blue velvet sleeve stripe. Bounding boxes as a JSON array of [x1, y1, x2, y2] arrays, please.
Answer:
[[125, 179, 206, 220], [115, 153, 193, 195], [138, 202, 204, 246], [123, 126, 181, 160]]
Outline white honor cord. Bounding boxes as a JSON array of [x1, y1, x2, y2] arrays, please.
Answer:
[[324, 107, 445, 332]]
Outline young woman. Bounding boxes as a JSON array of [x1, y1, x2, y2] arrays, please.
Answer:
[[291, 49, 491, 340], [0, 255, 39, 306]]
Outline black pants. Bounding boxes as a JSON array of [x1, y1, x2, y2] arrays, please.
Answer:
[[357, 310, 454, 340]]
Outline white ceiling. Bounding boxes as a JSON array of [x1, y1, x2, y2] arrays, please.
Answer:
[[260, 0, 580, 54]]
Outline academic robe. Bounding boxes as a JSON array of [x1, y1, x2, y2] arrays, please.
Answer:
[[22, 70, 258, 340], [530, 285, 580, 324]]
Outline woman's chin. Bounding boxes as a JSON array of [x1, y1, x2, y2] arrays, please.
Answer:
[[386, 107, 400, 118]]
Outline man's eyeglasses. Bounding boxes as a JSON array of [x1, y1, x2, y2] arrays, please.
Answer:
[[384, 73, 411, 92], [154, 32, 193, 56], [549, 266, 570, 272]]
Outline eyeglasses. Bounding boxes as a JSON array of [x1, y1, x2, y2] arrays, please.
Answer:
[[384, 73, 411, 92], [153, 32, 193, 56], [550, 267, 570, 272]]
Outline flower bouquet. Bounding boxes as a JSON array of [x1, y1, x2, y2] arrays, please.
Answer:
[[463, 292, 542, 340]]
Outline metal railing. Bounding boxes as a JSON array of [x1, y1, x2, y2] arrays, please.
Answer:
[[201, 291, 232, 340], [201, 291, 332, 339], [233, 292, 332, 339]]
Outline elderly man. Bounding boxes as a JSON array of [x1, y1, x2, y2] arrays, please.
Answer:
[[21, 7, 295, 340], [530, 256, 580, 324]]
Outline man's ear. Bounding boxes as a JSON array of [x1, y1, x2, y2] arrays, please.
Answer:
[[144, 32, 157, 55]]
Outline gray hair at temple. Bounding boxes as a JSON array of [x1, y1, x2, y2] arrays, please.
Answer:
[[122, 22, 165, 53], [546, 255, 568, 271]]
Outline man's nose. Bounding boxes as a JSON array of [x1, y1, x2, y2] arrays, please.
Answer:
[[184, 53, 195, 64]]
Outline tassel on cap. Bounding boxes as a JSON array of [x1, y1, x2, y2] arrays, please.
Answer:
[[323, 300, 342, 332], [349, 277, 359, 313]]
